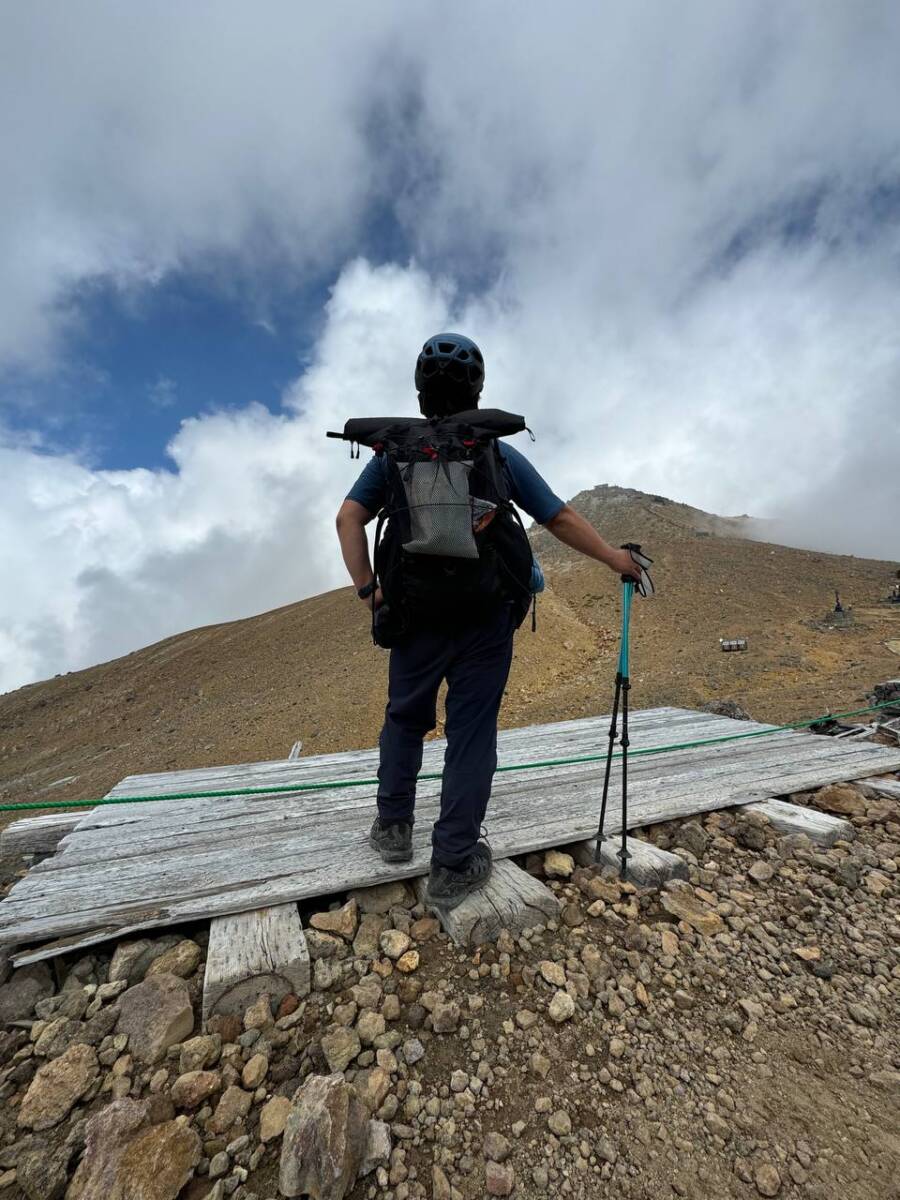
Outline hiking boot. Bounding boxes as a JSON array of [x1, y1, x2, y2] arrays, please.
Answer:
[[369, 817, 413, 863], [424, 842, 493, 910]]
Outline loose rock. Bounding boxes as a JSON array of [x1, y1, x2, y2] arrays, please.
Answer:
[[260, 1094, 292, 1142], [310, 899, 359, 941], [544, 850, 575, 878], [18, 1043, 98, 1131], [279, 1073, 368, 1199], [116, 974, 194, 1064], [548, 991, 575, 1023]]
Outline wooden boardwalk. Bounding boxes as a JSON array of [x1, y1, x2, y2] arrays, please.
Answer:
[[2, 706, 899, 965]]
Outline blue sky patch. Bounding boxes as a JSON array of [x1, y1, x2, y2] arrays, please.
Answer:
[[1, 269, 329, 471]]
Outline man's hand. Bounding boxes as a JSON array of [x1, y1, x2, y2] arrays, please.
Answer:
[[607, 548, 643, 584], [359, 586, 384, 609]]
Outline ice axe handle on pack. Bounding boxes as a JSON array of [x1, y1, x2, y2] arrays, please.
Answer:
[[621, 542, 654, 598]]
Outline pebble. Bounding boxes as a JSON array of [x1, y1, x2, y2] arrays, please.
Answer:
[[402, 1038, 426, 1065], [754, 1162, 782, 1196], [483, 1131, 512, 1162], [539, 961, 566, 988], [396, 950, 420, 974], [379, 930, 412, 960], [544, 850, 575, 878], [548, 1109, 572, 1136], [548, 991, 575, 1023], [485, 1160, 516, 1196]]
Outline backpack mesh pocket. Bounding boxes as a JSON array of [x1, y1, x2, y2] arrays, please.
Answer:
[[400, 460, 478, 558]]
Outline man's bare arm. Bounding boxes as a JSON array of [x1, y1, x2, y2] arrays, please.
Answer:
[[335, 498, 376, 592], [544, 504, 642, 581]]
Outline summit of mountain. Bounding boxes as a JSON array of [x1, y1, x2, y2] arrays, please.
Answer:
[[532, 483, 767, 558]]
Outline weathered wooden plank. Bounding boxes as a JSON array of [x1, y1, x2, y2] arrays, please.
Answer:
[[855, 776, 900, 801], [202, 903, 310, 1024], [567, 836, 690, 887], [24, 731, 900, 885], [9, 737, 900, 926], [0, 813, 82, 857], [744, 799, 854, 846], [34, 718, 876, 864], [98, 708, 754, 801], [7, 742, 900, 933], [4, 709, 900, 963], [413, 859, 559, 947]]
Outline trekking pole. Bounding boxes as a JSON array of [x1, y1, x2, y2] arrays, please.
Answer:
[[594, 542, 653, 878], [594, 579, 634, 876], [617, 580, 634, 878]]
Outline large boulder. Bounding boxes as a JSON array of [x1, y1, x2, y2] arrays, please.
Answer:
[[67, 1097, 201, 1200], [17, 1043, 97, 1131], [116, 974, 194, 1064], [279, 1073, 368, 1200]]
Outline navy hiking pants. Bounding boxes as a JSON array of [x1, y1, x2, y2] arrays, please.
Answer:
[[376, 605, 516, 869]]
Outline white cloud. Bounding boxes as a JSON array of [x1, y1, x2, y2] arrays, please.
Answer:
[[1, 2, 900, 691]]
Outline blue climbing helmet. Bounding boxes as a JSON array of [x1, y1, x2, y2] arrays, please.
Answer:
[[415, 332, 485, 412]]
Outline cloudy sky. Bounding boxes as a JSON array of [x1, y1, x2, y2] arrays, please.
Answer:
[[1, 2, 899, 694]]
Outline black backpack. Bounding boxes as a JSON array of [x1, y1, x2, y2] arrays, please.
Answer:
[[329, 408, 535, 635]]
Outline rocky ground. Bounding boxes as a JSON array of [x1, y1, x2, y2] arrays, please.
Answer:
[[0, 778, 895, 1200]]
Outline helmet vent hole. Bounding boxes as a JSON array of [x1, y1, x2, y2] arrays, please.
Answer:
[[438, 342, 455, 353]]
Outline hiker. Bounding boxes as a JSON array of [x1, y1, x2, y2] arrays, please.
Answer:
[[335, 332, 643, 909]]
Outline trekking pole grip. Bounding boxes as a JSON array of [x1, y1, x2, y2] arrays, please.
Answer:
[[620, 542, 642, 583]]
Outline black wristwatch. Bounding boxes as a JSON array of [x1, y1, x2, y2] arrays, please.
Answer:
[[357, 580, 376, 600]]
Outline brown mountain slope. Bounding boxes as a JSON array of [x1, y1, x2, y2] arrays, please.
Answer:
[[1, 486, 897, 823]]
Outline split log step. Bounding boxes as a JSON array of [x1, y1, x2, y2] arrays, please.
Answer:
[[855, 776, 900, 801], [202, 903, 311, 1024], [745, 799, 854, 846], [0, 813, 82, 859], [568, 836, 689, 887], [414, 859, 559, 948]]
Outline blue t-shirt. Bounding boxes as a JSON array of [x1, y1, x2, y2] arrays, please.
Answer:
[[346, 443, 565, 526]]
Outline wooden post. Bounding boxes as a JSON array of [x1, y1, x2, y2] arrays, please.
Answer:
[[0, 813, 83, 859], [414, 859, 559, 948], [568, 836, 689, 887], [744, 799, 854, 846], [202, 903, 310, 1024], [855, 776, 900, 802]]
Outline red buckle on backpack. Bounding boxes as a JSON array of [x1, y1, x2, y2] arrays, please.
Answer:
[[423, 445, 439, 460]]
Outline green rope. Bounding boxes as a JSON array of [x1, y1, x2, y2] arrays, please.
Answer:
[[2, 698, 896, 816]]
